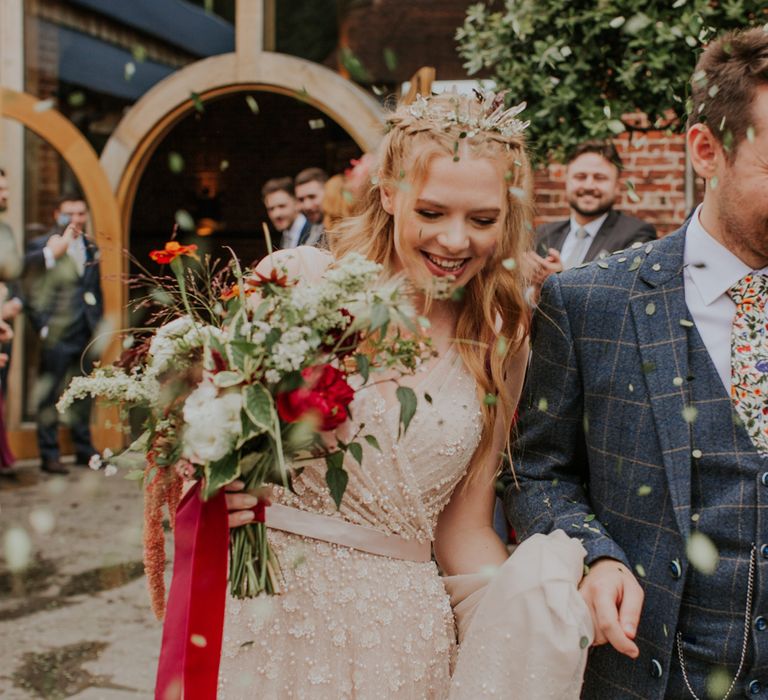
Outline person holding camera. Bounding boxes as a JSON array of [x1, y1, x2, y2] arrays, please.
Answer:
[[24, 193, 103, 475]]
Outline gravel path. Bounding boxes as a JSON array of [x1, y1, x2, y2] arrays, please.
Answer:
[[0, 461, 163, 699]]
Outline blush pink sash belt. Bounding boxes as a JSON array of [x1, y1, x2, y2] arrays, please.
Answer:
[[266, 502, 432, 563]]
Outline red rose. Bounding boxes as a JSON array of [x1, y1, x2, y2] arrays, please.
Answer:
[[276, 364, 354, 431]]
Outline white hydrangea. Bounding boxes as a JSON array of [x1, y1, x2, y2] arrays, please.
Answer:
[[182, 381, 243, 464], [322, 253, 381, 293], [56, 368, 156, 413], [270, 327, 311, 373]]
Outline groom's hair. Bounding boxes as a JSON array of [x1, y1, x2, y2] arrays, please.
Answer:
[[688, 26, 768, 158]]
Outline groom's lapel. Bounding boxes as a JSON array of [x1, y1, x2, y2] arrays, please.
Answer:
[[628, 230, 693, 540]]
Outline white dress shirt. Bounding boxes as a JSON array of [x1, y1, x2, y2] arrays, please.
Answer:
[[280, 213, 308, 249], [559, 212, 609, 266], [684, 205, 768, 391]]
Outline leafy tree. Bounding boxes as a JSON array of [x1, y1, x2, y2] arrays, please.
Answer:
[[456, 1, 767, 159]]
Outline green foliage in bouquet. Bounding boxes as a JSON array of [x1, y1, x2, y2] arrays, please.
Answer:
[[456, 0, 767, 160]]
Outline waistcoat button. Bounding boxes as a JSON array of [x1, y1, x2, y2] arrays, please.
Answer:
[[669, 559, 682, 579], [762, 472, 768, 487], [649, 658, 663, 678], [749, 679, 762, 695], [757, 616, 768, 632], [761, 544, 768, 559]]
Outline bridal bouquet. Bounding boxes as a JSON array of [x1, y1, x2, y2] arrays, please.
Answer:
[[58, 241, 432, 615]]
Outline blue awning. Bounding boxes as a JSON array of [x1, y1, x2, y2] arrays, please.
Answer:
[[53, 22, 176, 100], [65, 0, 235, 58]]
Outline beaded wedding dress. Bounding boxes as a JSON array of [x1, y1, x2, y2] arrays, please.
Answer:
[[217, 247, 592, 699]]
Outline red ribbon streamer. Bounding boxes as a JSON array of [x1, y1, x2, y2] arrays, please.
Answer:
[[155, 482, 229, 700]]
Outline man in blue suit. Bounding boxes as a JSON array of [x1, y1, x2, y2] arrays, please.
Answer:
[[25, 194, 103, 474], [507, 27, 768, 698]]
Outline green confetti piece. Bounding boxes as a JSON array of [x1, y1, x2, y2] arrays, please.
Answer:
[[245, 95, 259, 114], [692, 448, 703, 459], [175, 209, 195, 231], [168, 152, 185, 174], [645, 302, 656, 316], [537, 397, 549, 412], [383, 47, 398, 72], [635, 563, 646, 577], [679, 319, 694, 328], [502, 258, 517, 271], [67, 91, 86, 107], [682, 405, 698, 423], [687, 531, 718, 575], [637, 485, 652, 496]]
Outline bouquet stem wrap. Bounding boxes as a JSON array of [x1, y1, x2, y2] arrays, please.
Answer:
[[155, 482, 228, 700]]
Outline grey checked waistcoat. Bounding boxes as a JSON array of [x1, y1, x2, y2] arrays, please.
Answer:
[[666, 325, 768, 698]]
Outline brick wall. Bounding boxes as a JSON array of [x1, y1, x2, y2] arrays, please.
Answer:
[[533, 131, 694, 237]]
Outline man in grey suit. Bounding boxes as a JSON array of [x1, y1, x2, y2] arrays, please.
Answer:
[[526, 141, 656, 291], [507, 27, 768, 699]]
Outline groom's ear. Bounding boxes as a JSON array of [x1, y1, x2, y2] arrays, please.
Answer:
[[687, 123, 723, 180]]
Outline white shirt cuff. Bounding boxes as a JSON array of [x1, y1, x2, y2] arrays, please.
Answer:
[[42, 246, 55, 269]]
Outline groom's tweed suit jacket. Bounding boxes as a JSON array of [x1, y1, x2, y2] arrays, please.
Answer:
[[506, 227, 766, 699]]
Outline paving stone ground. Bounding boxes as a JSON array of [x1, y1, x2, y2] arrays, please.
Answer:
[[0, 459, 165, 698]]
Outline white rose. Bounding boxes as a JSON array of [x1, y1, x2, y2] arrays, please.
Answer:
[[182, 383, 242, 463]]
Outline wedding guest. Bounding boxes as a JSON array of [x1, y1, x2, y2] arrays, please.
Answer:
[[294, 167, 328, 246], [507, 26, 768, 699], [524, 141, 656, 294], [25, 193, 103, 475], [0, 169, 74, 475], [261, 177, 311, 249], [214, 92, 592, 699], [0, 316, 14, 475]]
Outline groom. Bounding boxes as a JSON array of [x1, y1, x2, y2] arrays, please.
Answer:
[[506, 27, 768, 699]]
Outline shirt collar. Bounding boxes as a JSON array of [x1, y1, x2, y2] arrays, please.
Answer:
[[284, 213, 307, 237], [569, 211, 609, 238], [684, 205, 768, 306]]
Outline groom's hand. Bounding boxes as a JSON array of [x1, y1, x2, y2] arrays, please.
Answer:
[[579, 558, 644, 659]]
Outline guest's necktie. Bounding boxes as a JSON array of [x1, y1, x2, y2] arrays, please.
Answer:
[[563, 227, 590, 269], [728, 273, 768, 454]]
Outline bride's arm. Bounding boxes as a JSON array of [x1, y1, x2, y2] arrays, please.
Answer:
[[433, 337, 528, 576]]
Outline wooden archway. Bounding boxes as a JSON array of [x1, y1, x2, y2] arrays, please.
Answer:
[[0, 87, 124, 455], [101, 51, 385, 238]]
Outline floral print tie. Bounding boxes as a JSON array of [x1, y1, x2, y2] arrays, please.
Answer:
[[728, 273, 768, 454]]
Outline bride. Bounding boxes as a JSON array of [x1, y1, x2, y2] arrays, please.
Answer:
[[218, 92, 592, 698]]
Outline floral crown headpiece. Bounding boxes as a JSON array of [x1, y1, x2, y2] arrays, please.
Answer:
[[395, 90, 530, 140]]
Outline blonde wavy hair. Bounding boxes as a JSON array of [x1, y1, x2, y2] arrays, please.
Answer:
[[329, 92, 533, 475]]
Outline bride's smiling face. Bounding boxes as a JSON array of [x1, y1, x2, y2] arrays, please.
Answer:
[[381, 149, 505, 289]]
